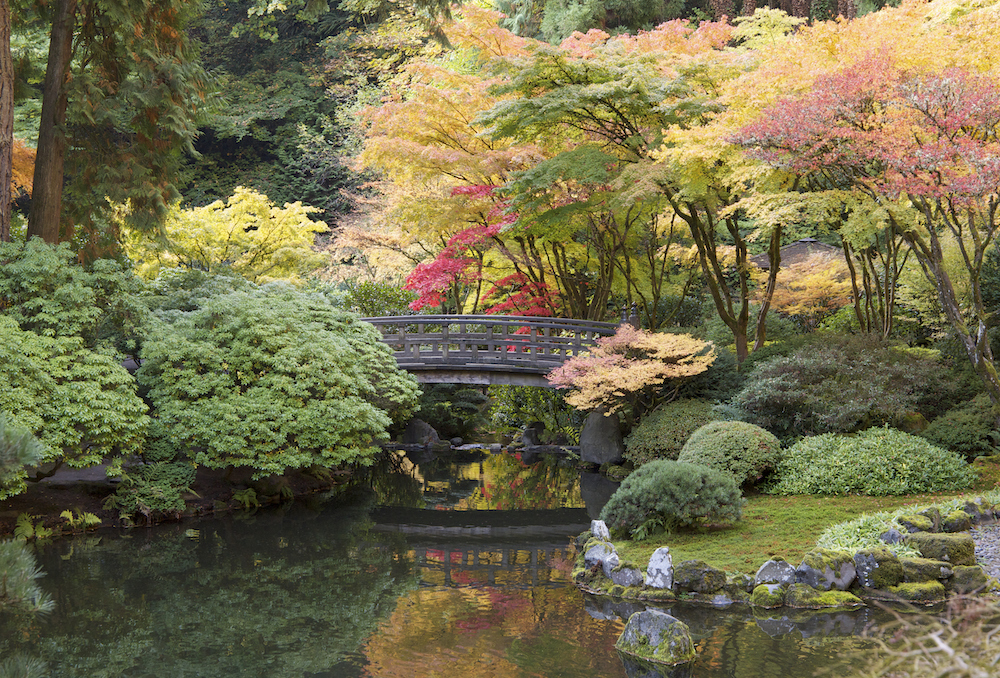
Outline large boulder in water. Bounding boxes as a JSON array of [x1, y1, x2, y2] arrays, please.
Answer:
[[615, 610, 696, 666], [400, 419, 441, 447]]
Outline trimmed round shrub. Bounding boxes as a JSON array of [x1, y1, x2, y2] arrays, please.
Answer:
[[677, 421, 782, 487], [624, 399, 718, 467], [599, 460, 743, 538], [920, 393, 998, 460], [767, 427, 976, 496]]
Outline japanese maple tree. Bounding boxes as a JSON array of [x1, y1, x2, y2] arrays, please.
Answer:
[[735, 53, 1000, 412], [547, 324, 714, 423]]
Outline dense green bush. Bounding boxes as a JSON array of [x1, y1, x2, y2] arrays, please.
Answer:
[[768, 427, 975, 496], [624, 399, 718, 467], [676, 347, 745, 402], [416, 385, 489, 440], [0, 414, 44, 501], [489, 385, 584, 445], [920, 393, 998, 460], [731, 334, 966, 439], [344, 280, 417, 317], [0, 239, 148, 355], [599, 459, 743, 538], [0, 316, 148, 475], [137, 283, 420, 476], [676, 421, 782, 488], [104, 462, 197, 525]]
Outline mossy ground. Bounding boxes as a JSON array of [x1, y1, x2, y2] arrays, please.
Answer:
[[613, 491, 971, 574]]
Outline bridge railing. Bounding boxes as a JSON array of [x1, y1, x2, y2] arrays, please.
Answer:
[[361, 314, 619, 372]]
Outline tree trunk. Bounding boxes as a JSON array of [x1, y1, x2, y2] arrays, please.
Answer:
[[0, 0, 12, 242], [27, 0, 77, 244]]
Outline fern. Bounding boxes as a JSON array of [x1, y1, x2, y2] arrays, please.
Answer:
[[232, 488, 260, 509]]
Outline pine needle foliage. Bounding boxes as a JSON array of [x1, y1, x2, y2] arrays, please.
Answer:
[[599, 459, 743, 539], [0, 540, 54, 615]]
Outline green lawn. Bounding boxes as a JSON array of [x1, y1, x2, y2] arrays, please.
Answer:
[[613, 492, 971, 574]]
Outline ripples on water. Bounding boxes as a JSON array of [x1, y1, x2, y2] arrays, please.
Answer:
[[0, 451, 883, 678]]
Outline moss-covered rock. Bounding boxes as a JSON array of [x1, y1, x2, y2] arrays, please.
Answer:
[[917, 507, 942, 532], [754, 557, 797, 587], [795, 549, 857, 591], [853, 549, 904, 589], [904, 532, 976, 566], [673, 560, 727, 594], [886, 580, 947, 604], [615, 610, 696, 665], [948, 565, 991, 594], [750, 583, 785, 609], [941, 510, 973, 533], [900, 557, 954, 583], [726, 572, 755, 595], [897, 513, 934, 533], [784, 583, 863, 610]]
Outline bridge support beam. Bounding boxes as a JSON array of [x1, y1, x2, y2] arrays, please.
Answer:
[[410, 370, 554, 387]]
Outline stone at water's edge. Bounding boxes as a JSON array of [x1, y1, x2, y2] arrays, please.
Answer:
[[755, 558, 796, 587], [900, 557, 953, 583], [580, 406, 624, 465], [795, 549, 857, 591], [673, 560, 727, 594], [904, 532, 976, 566], [645, 547, 673, 590], [610, 562, 644, 588], [591, 519, 611, 541], [948, 565, 991, 594], [615, 610, 696, 666], [400, 419, 440, 446], [853, 549, 904, 589], [584, 542, 616, 572]]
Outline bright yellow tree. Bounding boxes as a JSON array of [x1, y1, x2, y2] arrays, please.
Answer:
[[124, 187, 327, 283]]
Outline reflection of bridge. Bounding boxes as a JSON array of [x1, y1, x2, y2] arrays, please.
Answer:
[[371, 507, 590, 587], [361, 315, 620, 387]]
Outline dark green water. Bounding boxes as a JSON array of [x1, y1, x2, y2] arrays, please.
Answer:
[[1, 451, 883, 677]]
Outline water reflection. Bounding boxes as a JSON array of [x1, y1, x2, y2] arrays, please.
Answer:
[[0, 454, 889, 678]]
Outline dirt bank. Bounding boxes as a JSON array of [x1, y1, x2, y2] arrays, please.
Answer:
[[0, 465, 346, 538]]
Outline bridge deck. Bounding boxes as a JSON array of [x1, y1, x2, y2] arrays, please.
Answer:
[[362, 315, 619, 386]]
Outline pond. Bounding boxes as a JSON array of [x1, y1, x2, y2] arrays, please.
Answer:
[[1, 450, 886, 677]]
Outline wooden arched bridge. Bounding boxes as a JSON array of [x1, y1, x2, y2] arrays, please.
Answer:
[[361, 315, 621, 387]]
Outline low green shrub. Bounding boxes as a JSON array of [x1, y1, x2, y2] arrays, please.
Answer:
[[730, 334, 967, 439], [624, 399, 718, 467], [598, 459, 743, 539], [104, 462, 197, 525], [920, 393, 998, 460], [768, 427, 976, 496], [676, 421, 782, 487]]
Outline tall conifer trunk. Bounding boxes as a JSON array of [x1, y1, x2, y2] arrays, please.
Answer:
[[27, 0, 76, 244], [0, 0, 12, 242]]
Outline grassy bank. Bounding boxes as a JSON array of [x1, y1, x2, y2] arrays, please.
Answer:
[[612, 492, 972, 574]]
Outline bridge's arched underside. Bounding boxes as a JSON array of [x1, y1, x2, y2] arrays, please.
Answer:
[[401, 361, 564, 387]]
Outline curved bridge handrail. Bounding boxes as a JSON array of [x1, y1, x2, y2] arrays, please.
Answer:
[[360, 314, 620, 379], [360, 314, 620, 333]]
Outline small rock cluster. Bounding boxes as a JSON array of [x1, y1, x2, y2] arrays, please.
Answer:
[[578, 513, 999, 611]]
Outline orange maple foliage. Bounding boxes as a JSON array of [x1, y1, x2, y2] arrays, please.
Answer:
[[762, 253, 853, 330], [548, 324, 715, 414], [11, 138, 34, 195]]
